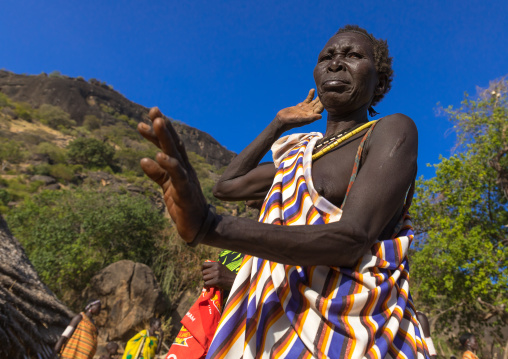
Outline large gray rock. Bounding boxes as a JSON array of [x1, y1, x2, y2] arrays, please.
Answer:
[[84, 260, 168, 343]]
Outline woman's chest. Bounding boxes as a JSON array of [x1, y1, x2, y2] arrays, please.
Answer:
[[310, 138, 363, 207]]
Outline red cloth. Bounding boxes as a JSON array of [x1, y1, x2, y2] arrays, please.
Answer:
[[166, 286, 222, 359]]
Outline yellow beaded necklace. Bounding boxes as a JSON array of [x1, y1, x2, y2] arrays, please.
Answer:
[[312, 120, 377, 161]]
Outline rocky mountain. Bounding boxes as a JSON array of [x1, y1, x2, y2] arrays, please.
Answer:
[[0, 70, 235, 169]]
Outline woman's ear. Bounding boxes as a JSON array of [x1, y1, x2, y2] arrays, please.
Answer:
[[375, 73, 388, 96]]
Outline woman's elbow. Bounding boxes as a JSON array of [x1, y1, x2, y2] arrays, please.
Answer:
[[212, 182, 229, 200]]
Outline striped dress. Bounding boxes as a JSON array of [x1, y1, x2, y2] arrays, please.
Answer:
[[60, 312, 98, 359], [207, 124, 430, 359]]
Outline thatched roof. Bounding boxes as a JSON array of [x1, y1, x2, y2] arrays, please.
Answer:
[[0, 214, 73, 358]]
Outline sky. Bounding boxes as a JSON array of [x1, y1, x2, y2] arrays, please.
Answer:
[[1, 0, 507, 179]]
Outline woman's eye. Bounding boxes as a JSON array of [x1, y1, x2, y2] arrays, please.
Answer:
[[318, 54, 331, 62], [347, 52, 362, 59]]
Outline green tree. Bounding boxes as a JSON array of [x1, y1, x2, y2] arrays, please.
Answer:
[[412, 78, 508, 340], [0, 139, 27, 168], [83, 114, 102, 131], [36, 104, 76, 130], [6, 189, 169, 303], [67, 137, 116, 169]]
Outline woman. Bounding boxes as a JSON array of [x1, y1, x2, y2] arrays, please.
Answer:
[[54, 299, 101, 359], [459, 334, 479, 359], [138, 25, 429, 358], [122, 318, 164, 359]]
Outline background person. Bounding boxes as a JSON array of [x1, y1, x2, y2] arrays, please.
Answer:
[[122, 317, 163, 359], [54, 299, 101, 359], [99, 342, 121, 359], [459, 333, 479, 359]]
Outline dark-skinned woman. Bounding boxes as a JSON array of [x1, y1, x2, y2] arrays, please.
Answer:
[[138, 25, 430, 358], [54, 299, 101, 359]]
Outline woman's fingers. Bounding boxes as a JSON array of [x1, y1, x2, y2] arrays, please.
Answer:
[[139, 158, 170, 187], [149, 107, 163, 121], [303, 89, 315, 103], [148, 107, 193, 170], [155, 152, 188, 193], [153, 117, 185, 163], [137, 122, 161, 149], [313, 98, 324, 114]]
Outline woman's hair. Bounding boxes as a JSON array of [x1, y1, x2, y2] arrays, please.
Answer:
[[336, 25, 394, 107], [459, 333, 475, 347], [84, 298, 100, 311], [149, 317, 161, 327]]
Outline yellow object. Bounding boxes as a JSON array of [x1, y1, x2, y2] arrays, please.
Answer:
[[312, 120, 377, 161], [122, 330, 158, 359]]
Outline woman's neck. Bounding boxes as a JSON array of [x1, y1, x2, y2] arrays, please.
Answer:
[[324, 103, 370, 138]]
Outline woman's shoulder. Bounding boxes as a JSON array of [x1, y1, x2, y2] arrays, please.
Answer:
[[368, 113, 418, 147], [375, 113, 417, 135], [364, 114, 418, 161]]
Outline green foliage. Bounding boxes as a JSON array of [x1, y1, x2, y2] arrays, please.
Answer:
[[0, 177, 44, 203], [115, 147, 157, 176], [48, 70, 62, 78], [187, 152, 220, 205], [83, 115, 102, 131], [36, 104, 76, 130], [412, 78, 508, 335], [0, 139, 27, 164], [6, 189, 169, 301], [48, 163, 80, 182], [0, 189, 11, 205], [95, 124, 140, 144], [13, 102, 34, 121], [67, 137, 116, 169], [0, 92, 13, 108], [152, 226, 220, 306], [34, 142, 67, 164]]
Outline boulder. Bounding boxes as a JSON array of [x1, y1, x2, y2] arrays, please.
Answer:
[[30, 175, 57, 185], [84, 260, 168, 343]]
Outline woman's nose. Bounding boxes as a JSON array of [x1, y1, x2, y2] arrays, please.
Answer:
[[328, 57, 344, 72]]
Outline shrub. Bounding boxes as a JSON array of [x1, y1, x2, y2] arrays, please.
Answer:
[[67, 137, 116, 169], [115, 147, 158, 175], [48, 70, 62, 78], [6, 189, 170, 304], [34, 142, 67, 164], [37, 104, 76, 130], [83, 115, 101, 131], [0, 139, 27, 164], [0, 189, 11, 205], [0, 92, 12, 108], [13, 102, 34, 121], [48, 163, 77, 182]]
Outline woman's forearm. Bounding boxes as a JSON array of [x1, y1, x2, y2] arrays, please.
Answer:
[[213, 117, 285, 200], [217, 118, 284, 180], [203, 215, 368, 267]]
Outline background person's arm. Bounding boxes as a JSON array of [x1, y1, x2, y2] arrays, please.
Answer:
[[54, 314, 82, 354]]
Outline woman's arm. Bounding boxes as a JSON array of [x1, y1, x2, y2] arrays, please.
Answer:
[[139, 108, 416, 267], [54, 314, 82, 353], [215, 89, 324, 201]]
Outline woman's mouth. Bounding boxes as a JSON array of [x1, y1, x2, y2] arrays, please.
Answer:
[[322, 80, 350, 91]]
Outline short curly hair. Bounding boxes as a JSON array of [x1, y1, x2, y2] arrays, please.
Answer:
[[336, 25, 394, 107]]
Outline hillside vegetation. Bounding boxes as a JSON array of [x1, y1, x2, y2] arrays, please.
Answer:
[[0, 73, 255, 314]]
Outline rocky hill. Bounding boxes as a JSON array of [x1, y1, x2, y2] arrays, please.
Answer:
[[0, 70, 235, 169]]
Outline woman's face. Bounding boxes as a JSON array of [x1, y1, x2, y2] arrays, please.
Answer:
[[91, 303, 101, 315], [313, 32, 380, 114]]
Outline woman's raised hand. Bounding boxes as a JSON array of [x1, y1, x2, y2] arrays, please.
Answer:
[[276, 89, 324, 129], [138, 107, 208, 242]]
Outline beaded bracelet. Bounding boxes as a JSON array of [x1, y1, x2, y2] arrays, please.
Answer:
[[187, 204, 216, 248]]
